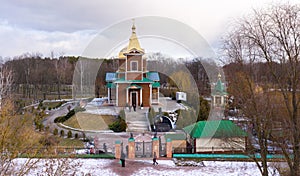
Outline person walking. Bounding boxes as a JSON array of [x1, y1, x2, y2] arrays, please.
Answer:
[[153, 152, 158, 166], [120, 151, 126, 167]]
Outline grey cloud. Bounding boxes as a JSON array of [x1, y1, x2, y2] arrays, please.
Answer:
[[0, 0, 141, 32]]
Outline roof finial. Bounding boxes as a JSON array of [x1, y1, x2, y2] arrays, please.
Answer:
[[132, 19, 136, 33]]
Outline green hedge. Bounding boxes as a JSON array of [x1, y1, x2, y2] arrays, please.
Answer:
[[54, 106, 85, 123]]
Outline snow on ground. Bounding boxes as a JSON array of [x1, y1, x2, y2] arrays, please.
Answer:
[[11, 158, 280, 176], [133, 160, 279, 176], [84, 104, 119, 116]]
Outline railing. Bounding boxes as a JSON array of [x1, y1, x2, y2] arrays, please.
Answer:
[[173, 147, 246, 154]]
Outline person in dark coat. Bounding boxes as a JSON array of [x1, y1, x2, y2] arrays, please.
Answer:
[[120, 151, 126, 167], [153, 152, 158, 165], [133, 104, 136, 111]]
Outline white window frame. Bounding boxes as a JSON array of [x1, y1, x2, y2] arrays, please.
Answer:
[[130, 61, 138, 71]]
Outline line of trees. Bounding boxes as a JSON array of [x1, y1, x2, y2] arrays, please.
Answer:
[[1, 52, 215, 105], [4, 53, 78, 101]]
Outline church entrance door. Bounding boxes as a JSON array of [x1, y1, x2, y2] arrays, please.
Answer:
[[130, 91, 137, 107]]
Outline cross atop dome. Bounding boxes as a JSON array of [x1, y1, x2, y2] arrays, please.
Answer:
[[132, 19, 136, 33], [126, 19, 144, 54]]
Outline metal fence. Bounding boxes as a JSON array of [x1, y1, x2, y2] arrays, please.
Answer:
[[160, 143, 166, 156], [135, 141, 152, 158], [173, 147, 246, 154]]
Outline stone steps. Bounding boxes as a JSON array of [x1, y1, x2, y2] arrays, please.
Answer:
[[125, 110, 149, 132]]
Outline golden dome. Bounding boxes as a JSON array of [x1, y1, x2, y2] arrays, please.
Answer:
[[126, 30, 144, 53], [118, 47, 127, 59], [118, 20, 144, 59]]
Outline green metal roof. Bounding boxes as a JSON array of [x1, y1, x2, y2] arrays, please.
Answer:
[[106, 82, 116, 88], [183, 120, 247, 138], [165, 133, 186, 141], [212, 79, 228, 95], [114, 77, 154, 83], [152, 82, 160, 88], [182, 123, 196, 136]]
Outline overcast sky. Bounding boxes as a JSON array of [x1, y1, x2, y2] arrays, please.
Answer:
[[0, 0, 298, 59]]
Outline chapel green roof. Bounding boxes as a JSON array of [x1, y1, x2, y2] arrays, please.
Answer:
[[183, 120, 247, 138], [152, 82, 160, 88], [114, 77, 154, 83], [212, 74, 228, 96], [106, 82, 116, 88]]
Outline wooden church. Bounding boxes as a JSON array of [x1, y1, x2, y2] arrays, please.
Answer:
[[106, 22, 160, 107]]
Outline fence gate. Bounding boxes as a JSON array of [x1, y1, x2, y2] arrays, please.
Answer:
[[135, 141, 152, 158], [160, 143, 166, 157]]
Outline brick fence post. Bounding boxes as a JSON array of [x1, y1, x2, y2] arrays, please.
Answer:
[[166, 138, 172, 158], [115, 140, 121, 159], [128, 137, 135, 159], [152, 137, 159, 158]]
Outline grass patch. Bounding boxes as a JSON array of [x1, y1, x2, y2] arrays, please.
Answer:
[[63, 115, 81, 129], [58, 137, 84, 148], [63, 112, 116, 131], [75, 154, 115, 159]]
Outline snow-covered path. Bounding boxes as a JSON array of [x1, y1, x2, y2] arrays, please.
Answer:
[[12, 158, 280, 176]]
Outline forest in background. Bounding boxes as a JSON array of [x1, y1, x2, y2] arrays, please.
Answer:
[[2, 52, 217, 108], [1, 52, 291, 109]]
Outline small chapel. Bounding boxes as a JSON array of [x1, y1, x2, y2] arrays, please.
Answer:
[[211, 73, 228, 108], [105, 22, 160, 107]]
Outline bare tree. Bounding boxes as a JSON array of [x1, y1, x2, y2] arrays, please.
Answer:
[[223, 3, 300, 175], [0, 65, 12, 109]]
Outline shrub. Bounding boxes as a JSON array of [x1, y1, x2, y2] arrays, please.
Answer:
[[54, 106, 84, 123], [82, 132, 88, 142], [54, 106, 85, 123], [67, 130, 72, 138], [163, 112, 169, 117], [53, 128, 58, 135], [38, 101, 43, 110], [38, 123, 44, 131], [60, 130, 65, 137], [54, 116, 65, 123], [74, 133, 78, 139], [109, 117, 127, 132]]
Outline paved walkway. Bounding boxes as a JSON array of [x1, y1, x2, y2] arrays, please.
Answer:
[[151, 97, 187, 112], [42, 101, 77, 136], [41, 98, 187, 151]]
